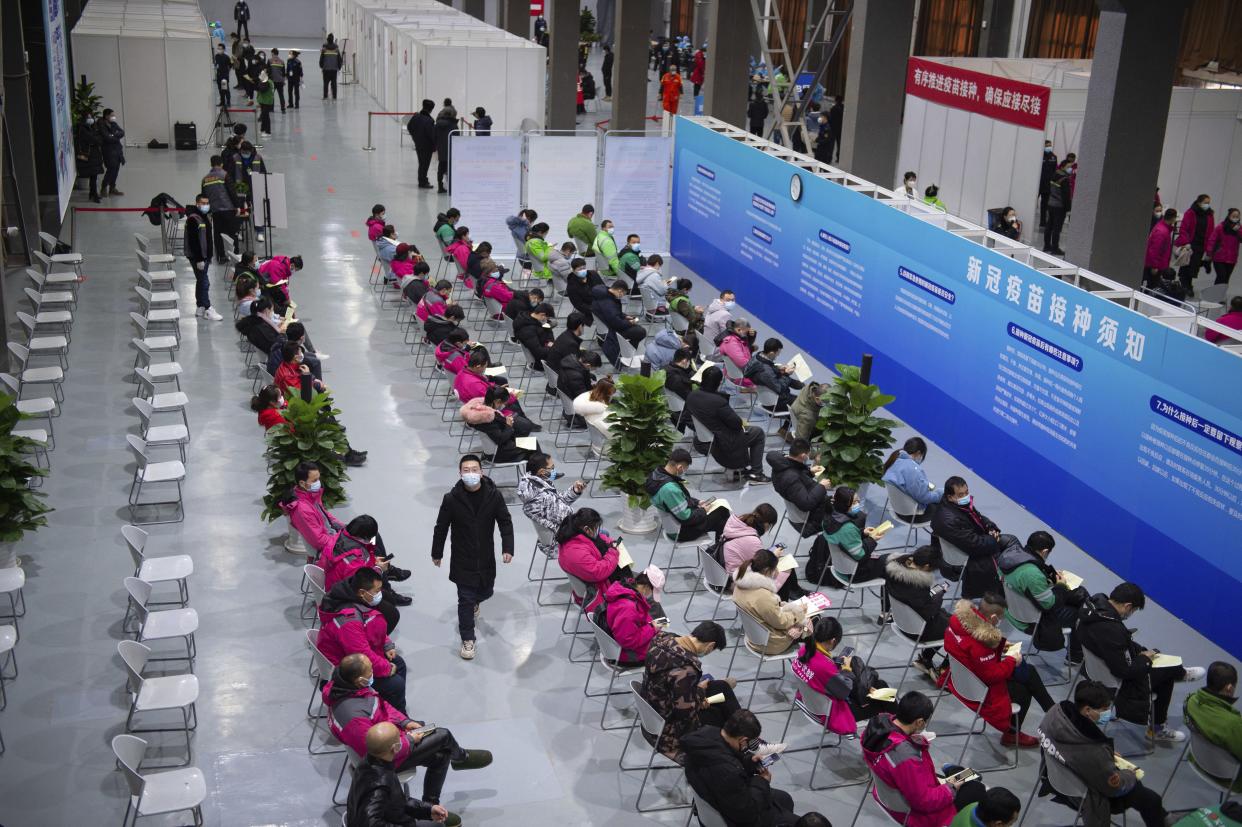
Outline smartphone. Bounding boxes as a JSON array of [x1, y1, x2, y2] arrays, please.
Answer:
[[944, 768, 979, 784], [759, 752, 782, 768], [838, 646, 855, 660], [701, 673, 714, 684], [407, 724, 437, 737], [652, 617, 671, 628]]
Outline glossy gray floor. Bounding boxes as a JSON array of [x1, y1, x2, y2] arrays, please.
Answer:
[[0, 45, 1231, 827]]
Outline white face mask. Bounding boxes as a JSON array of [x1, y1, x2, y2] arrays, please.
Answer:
[[461, 472, 482, 488]]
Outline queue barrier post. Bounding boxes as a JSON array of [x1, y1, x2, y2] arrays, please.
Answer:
[[362, 112, 417, 152]]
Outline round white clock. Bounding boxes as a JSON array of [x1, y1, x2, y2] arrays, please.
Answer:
[[789, 173, 803, 202]]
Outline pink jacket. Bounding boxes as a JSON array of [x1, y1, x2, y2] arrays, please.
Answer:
[[558, 531, 620, 611], [718, 334, 754, 386], [445, 239, 471, 273], [458, 397, 498, 426], [1144, 221, 1173, 270], [279, 486, 343, 554], [791, 645, 859, 735], [316, 598, 394, 677], [1207, 221, 1240, 265], [259, 255, 294, 300], [1206, 310, 1242, 345], [318, 530, 379, 590], [861, 715, 956, 827], [323, 681, 412, 763], [366, 217, 385, 242], [721, 514, 789, 590], [453, 369, 517, 408], [416, 292, 446, 322], [603, 580, 657, 661], [390, 258, 414, 280], [1176, 207, 1215, 249], [481, 275, 514, 306], [436, 341, 469, 374]]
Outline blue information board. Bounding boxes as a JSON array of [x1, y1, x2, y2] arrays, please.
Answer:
[[671, 118, 1242, 658]]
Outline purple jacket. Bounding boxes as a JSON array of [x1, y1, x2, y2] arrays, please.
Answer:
[[280, 486, 343, 555]]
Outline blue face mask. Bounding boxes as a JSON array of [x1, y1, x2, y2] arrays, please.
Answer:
[[631, 244, 641, 252], [1097, 708, 1114, 725], [848, 504, 863, 516], [955, 495, 971, 507], [574, 270, 587, 278], [307, 480, 322, 492], [547, 469, 563, 481], [723, 300, 736, 310], [364, 676, 375, 688]]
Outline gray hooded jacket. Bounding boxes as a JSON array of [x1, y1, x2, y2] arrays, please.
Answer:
[[1036, 701, 1138, 827]]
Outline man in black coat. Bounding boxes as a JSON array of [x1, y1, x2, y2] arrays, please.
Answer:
[[184, 193, 221, 320], [591, 280, 646, 366], [233, 0, 250, 38], [503, 287, 541, 321], [825, 95, 844, 163], [347, 722, 461, 827], [511, 302, 556, 370], [547, 312, 585, 370], [765, 439, 830, 536], [407, 100, 436, 189], [681, 710, 802, 827], [685, 366, 769, 483], [664, 348, 697, 431], [565, 264, 604, 323], [434, 102, 457, 193], [556, 350, 600, 401], [431, 456, 514, 661], [1038, 142, 1057, 229], [929, 475, 1002, 598]]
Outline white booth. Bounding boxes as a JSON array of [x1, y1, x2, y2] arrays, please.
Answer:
[[71, 0, 215, 146]]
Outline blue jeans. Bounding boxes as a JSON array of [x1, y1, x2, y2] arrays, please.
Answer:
[[457, 582, 494, 641], [373, 654, 407, 713], [193, 260, 211, 309]]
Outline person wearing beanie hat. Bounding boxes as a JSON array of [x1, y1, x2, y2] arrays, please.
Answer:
[[407, 99, 437, 189]]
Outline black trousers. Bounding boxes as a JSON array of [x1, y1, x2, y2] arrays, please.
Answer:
[[288, 81, 301, 107], [1039, 191, 1049, 227], [396, 727, 462, 804], [436, 154, 449, 189], [603, 73, 612, 96], [1044, 208, 1067, 251], [676, 506, 731, 543], [259, 103, 273, 133], [274, 83, 286, 111], [236, 19, 249, 38], [1214, 260, 1235, 285], [416, 148, 433, 186], [322, 71, 338, 99], [1110, 781, 1166, 827], [211, 210, 237, 261], [1177, 246, 1205, 290], [1007, 661, 1055, 727], [697, 680, 741, 728], [1150, 664, 1186, 726], [102, 163, 121, 191]]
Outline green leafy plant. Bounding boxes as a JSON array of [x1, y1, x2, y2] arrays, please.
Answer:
[[600, 372, 679, 509], [71, 79, 102, 126], [0, 394, 52, 542], [579, 6, 596, 34], [261, 391, 350, 521], [811, 364, 897, 490]]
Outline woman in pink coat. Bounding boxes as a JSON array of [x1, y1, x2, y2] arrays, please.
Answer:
[[478, 255, 515, 307], [603, 572, 660, 664], [1207, 207, 1240, 286], [278, 462, 343, 552], [445, 226, 474, 285], [721, 504, 805, 599], [555, 507, 623, 612], [365, 205, 386, 242], [258, 254, 303, 302], [792, 615, 896, 735], [452, 349, 519, 411], [717, 324, 755, 387]]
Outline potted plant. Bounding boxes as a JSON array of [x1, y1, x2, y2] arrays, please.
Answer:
[[71, 78, 102, 126], [600, 372, 678, 533], [811, 364, 897, 494], [0, 394, 53, 568], [261, 391, 350, 553]]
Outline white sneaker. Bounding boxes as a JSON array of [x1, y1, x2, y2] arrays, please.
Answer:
[[203, 307, 224, 321], [255, 232, 265, 242], [260, 132, 271, 138], [1151, 725, 1187, 742], [315, 352, 330, 360], [1181, 666, 1206, 682], [459, 640, 476, 660], [474, 603, 481, 618]]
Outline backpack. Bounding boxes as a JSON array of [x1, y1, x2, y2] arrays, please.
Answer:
[[847, 656, 885, 708]]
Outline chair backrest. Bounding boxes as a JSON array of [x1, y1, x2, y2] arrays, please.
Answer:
[[586, 611, 624, 662], [134, 368, 157, 394], [689, 415, 714, 446], [38, 231, 60, 254], [132, 398, 155, 427], [1001, 579, 1044, 626], [124, 576, 153, 612], [117, 640, 151, 693], [888, 595, 930, 639], [737, 608, 772, 650], [7, 342, 30, 366], [1188, 725, 1242, 782], [629, 679, 669, 739], [557, 390, 576, 418], [870, 768, 913, 820], [565, 572, 590, 600], [532, 520, 556, 549], [657, 507, 682, 540], [1043, 755, 1090, 799], [754, 384, 780, 407], [664, 388, 686, 414], [30, 250, 52, 272], [829, 542, 863, 579], [668, 310, 690, 333], [25, 268, 46, 289], [542, 365, 559, 392], [475, 429, 504, 457], [16, 312, 37, 336], [781, 500, 810, 529], [24, 287, 45, 307], [112, 734, 150, 798], [617, 333, 639, 361], [699, 546, 731, 590], [129, 311, 150, 333], [126, 434, 150, 466], [946, 654, 990, 704], [1081, 647, 1121, 689], [305, 628, 335, 679], [690, 786, 730, 827], [939, 538, 969, 567], [134, 233, 151, 251], [122, 525, 149, 569], [794, 678, 833, 718], [720, 356, 744, 383], [0, 373, 19, 396], [884, 482, 924, 520], [304, 564, 327, 602]]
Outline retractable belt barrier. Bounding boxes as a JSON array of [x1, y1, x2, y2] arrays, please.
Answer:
[[362, 111, 419, 152]]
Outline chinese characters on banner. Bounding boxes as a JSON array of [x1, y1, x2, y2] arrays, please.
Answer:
[[43, 0, 76, 219], [906, 57, 1050, 131]]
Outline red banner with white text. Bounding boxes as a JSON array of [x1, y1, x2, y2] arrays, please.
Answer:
[[905, 57, 1050, 131]]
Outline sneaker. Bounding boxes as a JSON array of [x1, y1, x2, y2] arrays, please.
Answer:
[[389, 591, 413, 606], [111, 189, 125, 196], [459, 640, 476, 660], [315, 352, 330, 360], [1000, 731, 1040, 748], [255, 232, 265, 242], [912, 659, 938, 680], [745, 471, 771, 484], [1180, 666, 1205, 682], [195, 307, 205, 318], [875, 612, 893, 626], [451, 749, 493, 771], [1151, 725, 1187, 742], [386, 565, 411, 582], [344, 449, 367, 467], [203, 307, 223, 321]]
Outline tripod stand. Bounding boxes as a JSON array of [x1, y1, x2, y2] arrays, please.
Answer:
[[211, 88, 234, 148]]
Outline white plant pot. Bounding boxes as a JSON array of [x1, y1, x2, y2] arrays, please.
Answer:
[[617, 503, 659, 534], [0, 544, 17, 569], [285, 520, 310, 555]]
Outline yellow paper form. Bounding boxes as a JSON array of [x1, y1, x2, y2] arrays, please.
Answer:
[[776, 555, 798, 572], [615, 542, 634, 570], [692, 361, 716, 382], [1059, 570, 1084, 591], [514, 436, 537, 451], [786, 353, 813, 383]]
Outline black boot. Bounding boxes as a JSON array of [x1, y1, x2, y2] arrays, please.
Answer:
[[344, 449, 367, 466]]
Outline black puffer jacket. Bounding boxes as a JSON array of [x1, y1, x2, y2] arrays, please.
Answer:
[[513, 312, 554, 364], [346, 755, 437, 826], [884, 555, 946, 625], [681, 726, 781, 827], [766, 451, 828, 531], [1076, 593, 1152, 724], [557, 353, 594, 400], [430, 477, 514, 589], [685, 389, 749, 469], [930, 496, 1002, 598], [235, 313, 280, 353]]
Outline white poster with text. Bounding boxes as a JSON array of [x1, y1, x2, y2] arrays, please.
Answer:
[[449, 136, 523, 254], [602, 136, 671, 254]]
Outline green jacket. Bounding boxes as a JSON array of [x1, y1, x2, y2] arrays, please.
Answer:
[[1186, 688, 1242, 788], [591, 230, 620, 278], [618, 247, 642, 279], [436, 224, 455, 246], [823, 519, 866, 561], [255, 80, 275, 107], [924, 194, 947, 212], [525, 237, 553, 280], [949, 803, 980, 827], [1001, 560, 1055, 632], [567, 214, 597, 248]]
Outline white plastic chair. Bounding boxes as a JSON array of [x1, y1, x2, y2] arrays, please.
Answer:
[[130, 338, 182, 390], [648, 508, 703, 578], [126, 435, 186, 525], [133, 370, 190, 435], [773, 499, 813, 558], [22, 287, 73, 341], [24, 268, 77, 308], [1001, 579, 1071, 686], [112, 734, 206, 827], [132, 398, 189, 462], [848, 768, 915, 827], [15, 311, 69, 370], [304, 628, 345, 754], [474, 429, 525, 489], [7, 342, 64, 403], [525, 519, 570, 607], [939, 539, 970, 601], [122, 525, 192, 609], [34, 238, 83, 271], [1017, 755, 1094, 827], [118, 641, 199, 765], [134, 237, 175, 265], [932, 654, 1019, 772], [583, 611, 645, 730], [827, 541, 887, 615], [0, 566, 25, 636], [618, 679, 691, 812], [129, 313, 179, 359], [865, 594, 944, 691], [301, 564, 327, 626], [688, 786, 730, 827], [136, 267, 176, 288], [726, 608, 802, 706], [1081, 647, 1155, 756], [777, 678, 868, 790], [0, 373, 56, 448], [881, 482, 932, 553], [123, 576, 198, 664], [1161, 716, 1242, 805], [0, 623, 16, 713], [682, 545, 738, 624]]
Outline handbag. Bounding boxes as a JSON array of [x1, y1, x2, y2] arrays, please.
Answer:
[[1172, 244, 1192, 268]]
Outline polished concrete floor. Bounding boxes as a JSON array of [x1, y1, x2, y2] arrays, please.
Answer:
[[0, 41, 1231, 827]]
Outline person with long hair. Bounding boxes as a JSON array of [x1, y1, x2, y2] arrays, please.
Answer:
[[881, 436, 941, 522], [732, 549, 809, 655], [792, 615, 896, 733], [884, 545, 950, 682], [721, 503, 806, 600], [555, 507, 629, 611], [816, 486, 889, 617], [573, 375, 616, 439], [603, 570, 662, 664]]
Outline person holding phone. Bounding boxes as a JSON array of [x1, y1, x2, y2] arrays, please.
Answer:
[[603, 570, 662, 665], [792, 616, 896, 735], [556, 507, 630, 612]]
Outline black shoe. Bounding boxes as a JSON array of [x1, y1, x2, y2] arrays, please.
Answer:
[[344, 449, 367, 466], [1052, 248, 1066, 256], [745, 471, 771, 484], [527, 423, 543, 433], [438, 186, 448, 194], [386, 565, 412, 582], [418, 182, 434, 189], [389, 591, 413, 606]]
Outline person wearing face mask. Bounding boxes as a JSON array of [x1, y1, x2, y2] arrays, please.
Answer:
[[931, 476, 1004, 598], [1038, 141, 1058, 229], [898, 171, 919, 199], [567, 203, 597, 253], [250, 382, 309, 431], [214, 43, 233, 107], [548, 311, 587, 373], [267, 321, 323, 384], [723, 504, 806, 601], [997, 531, 1087, 659], [881, 436, 942, 523], [459, 386, 541, 463], [702, 290, 738, 348], [1043, 160, 1074, 255], [686, 367, 770, 483], [184, 193, 223, 320], [505, 208, 537, 269], [318, 515, 412, 623], [267, 48, 286, 113], [74, 114, 104, 203], [793, 615, 897, 735], [286, 50, 303, 109], [591, 279, 648, 366], [232, 0, 250, 39], [502, 286, 541, 321], [602, 570, 663, 665], [365, 204, 387, 243], [681, 709, 803, 826], [254, 68, 275, 136], [1185, 661, 1242, 776], [884, 546, 951, 681], [517, 453, 585, 559], [565, 259, 604, 323], [98, 108, 125, 196], [426, 304, 465, 346], [274, 341, 327, 397], [747, 89, 769, 136], [815, 485, 890, 597], [431, 455, 515, 661], [555, 507, 629, 612], [317, 567, 407, 712], [641, 620, 737, 761], [617, 234, 645, 286], [417, 279, 453, 323], [202, 155, 240, 262], [1037, 681, 1168, 827], [590, 219, 622, 278], [346, 722, 465, 827], [523, 223, 554, 281], [634, 253, 672, 314], [862, 692, 988, 827], [546, 240, 577, 285], [453, 350, 534, 426], [445, 227, 474, 287], [1206, 207, 1240, 286], [1077, 582, 1204, 742], [226, 140, 268, 242], [431, 207, 460, 248], [940, 592, 1054, 749], [644, 327, 685, 370], [258, 253, 304, 308], [1143, 208, 1179, 288], [996, 206, 1021, 241], [235, 297, 286, 353], [645, 448, 734, 541], [1175, 193, 1216, 294], [766, 438, 832, 538], [329, 659, 487, 825]]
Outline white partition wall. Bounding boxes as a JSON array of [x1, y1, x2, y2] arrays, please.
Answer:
[[527, 136, 600, 244]]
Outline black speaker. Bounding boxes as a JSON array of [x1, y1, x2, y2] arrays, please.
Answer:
[[174, 122, 198, 150]]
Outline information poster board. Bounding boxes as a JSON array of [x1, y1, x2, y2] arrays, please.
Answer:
[[250, 172, 288, 229], [44, 0, 76, 220], [602, 135, 671, 254], [526, 136, 598, 248], [449, 135, 523, 254], [671, 117, 1242, 658]]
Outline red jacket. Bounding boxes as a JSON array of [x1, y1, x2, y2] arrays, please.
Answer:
[[273, 360, 302, 395], [603, 580, 656, 661], [316, 581, 395, 677], [1176, 206, 1215, 250], [1144, 220, 1173, 270], [318, 530, 379, 590], [1206, 310, 1242, 345], [257, 406, 284, 430], [938, 600, 1016, 732], [558, 531, 620, 611], [323, 680, 413, 763], [691, 51, 705, 85], [366, 216, 385, 242]]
